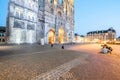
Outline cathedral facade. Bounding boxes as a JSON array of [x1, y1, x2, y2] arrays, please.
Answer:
[[7, 0, 74, 44]]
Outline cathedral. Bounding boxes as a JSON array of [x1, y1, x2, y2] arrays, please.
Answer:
[[7, 0, 74, 44]]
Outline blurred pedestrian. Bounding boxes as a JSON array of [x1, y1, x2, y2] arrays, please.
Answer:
[[61, 45, 64, 49], [51, 44, 53, 47]]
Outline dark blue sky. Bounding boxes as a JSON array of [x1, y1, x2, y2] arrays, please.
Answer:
[[0, 0, 120, 37]]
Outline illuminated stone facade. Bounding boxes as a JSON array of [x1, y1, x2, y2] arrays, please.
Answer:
[[87, 27, 116, 43], [7, 0, 74, 44], [38, 0, 74, 44], [7, 0, 38, 44]]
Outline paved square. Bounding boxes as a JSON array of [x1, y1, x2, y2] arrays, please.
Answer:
[[0, 44, 120, 80]]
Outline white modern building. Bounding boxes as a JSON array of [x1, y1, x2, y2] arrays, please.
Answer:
[[7, 0, 74, 44]]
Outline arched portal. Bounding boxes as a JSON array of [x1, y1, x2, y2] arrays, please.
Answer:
[[15, 29, 21, 44], [27, 30, 34, 43], [48, 29, 55, 44], [58, 28, 64, 43], [66, 33, 69, 43]]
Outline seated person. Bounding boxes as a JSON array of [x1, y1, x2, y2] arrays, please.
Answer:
[[101, 44, 113, 54], [106, 46, 113, 54], [101, 46, 108, 54]]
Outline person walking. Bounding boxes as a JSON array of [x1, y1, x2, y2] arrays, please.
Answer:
[[51, 44, 53, 47], [61, 45, 64, 49]]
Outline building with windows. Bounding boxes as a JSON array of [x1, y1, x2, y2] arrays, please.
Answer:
[[87, 27, 116, 43], [7, 0, 74, 44], [116, 36, 120, 44], [0, 27, 6, 44], [74, 33, 84, 43]]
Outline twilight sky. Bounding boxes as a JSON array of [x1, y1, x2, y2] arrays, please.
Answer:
[[0, 0, 120, 37], [0, 0, 8, 26], [75, 0, 120, 37]]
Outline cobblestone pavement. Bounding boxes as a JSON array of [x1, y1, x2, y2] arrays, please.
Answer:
[[1, 44, 120, 80], [0, 44, 89, 80], [32, 55, 88, 80], [66, 44, 120, 80]]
